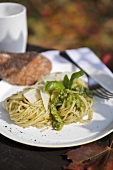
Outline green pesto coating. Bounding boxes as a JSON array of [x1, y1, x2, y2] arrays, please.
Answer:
[[44, 71, 93, 131]]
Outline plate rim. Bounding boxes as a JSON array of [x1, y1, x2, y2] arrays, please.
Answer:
[[0, 79, 113, 148]]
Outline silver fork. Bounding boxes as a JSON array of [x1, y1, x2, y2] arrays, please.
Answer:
[[60, 51, 113, 99], [87, 76, 113, 99]]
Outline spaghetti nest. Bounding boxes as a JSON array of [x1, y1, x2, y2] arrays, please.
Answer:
[[4, 91, 51, 129], [3, 71, 94, 131]]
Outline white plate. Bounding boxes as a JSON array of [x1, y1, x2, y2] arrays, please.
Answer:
[[0, 52, 113, 148]]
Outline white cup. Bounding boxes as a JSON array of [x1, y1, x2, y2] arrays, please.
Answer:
[[0, 2, 27, 53]]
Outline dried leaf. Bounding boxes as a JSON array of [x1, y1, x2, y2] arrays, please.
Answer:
[[64, 141, 113, 170]]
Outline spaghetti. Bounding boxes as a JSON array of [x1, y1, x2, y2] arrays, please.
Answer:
[[3, 71, 94, 131]]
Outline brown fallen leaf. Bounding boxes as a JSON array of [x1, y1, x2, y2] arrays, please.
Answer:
[[64, 140, 113, 170]]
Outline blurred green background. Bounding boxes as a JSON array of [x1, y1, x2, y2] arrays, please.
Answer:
[[1, 0, 113, 58]]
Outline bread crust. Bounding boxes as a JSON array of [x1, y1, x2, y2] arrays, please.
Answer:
[[0, 52, 52, 85]]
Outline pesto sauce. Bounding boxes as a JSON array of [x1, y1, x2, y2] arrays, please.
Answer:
[[44, 71, 93, 130]]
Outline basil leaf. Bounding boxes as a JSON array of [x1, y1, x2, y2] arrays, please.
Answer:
[[69, 71, 84, 89], [63, 75, 70, 89], [44, 81, 65, 92]]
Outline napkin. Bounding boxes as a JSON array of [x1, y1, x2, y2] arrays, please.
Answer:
[[66, 47, 113, 76]]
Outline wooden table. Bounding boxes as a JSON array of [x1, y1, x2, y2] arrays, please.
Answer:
[[0, 44, 113, 170]]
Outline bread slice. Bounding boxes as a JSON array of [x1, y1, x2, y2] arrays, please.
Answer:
[[0, 52, 52, 85]]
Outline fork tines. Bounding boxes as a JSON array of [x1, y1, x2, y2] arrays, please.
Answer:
[[92, 86, 113, 99]]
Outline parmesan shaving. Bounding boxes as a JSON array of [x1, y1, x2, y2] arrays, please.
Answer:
[[23, 89, 41, 104], [40, 90, 50, 111]]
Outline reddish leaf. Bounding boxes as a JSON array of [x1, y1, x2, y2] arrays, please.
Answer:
[[102, 54, 113, 72], [64, 141, 113, 170]]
